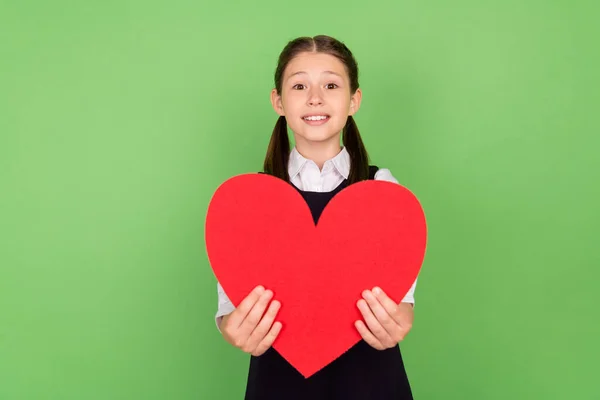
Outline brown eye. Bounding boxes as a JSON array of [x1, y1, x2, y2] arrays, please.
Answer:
[[326, 83, 338, 89], [293, 84, 305, 90]]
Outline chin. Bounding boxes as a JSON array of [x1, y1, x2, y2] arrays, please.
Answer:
[[296, 131, 341, 144], [292, 123, 344, 144]]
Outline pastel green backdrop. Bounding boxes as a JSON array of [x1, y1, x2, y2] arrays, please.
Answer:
[[1, 0, 598, 399]]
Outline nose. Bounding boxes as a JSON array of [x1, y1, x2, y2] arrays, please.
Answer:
[[307, 87, 324, 106]]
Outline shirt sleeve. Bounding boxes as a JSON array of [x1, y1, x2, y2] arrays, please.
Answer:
[[215, 281, 235, 331], [374, 167, 419, 305]]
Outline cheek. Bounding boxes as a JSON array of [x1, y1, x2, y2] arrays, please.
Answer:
[[281, 95, 301, 114], [333, 100, 352, 116]]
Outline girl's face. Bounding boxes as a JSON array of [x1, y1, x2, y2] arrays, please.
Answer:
[[271, 52, 362, 149]]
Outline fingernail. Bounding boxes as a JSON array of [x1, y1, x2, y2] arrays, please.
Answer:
[[256, 286, 265, 294], [373, 287, 381, 295]]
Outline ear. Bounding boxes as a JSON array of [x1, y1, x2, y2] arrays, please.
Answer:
[[271, 88, 285, 116], [348, 88, 362, 116]]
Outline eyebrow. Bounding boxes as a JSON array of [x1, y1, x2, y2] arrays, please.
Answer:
[[286, 70, 343, 81]]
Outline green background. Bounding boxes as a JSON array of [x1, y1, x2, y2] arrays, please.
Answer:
[[1, 0, 598, 398]]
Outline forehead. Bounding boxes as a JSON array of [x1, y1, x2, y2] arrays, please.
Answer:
[[284, 52, 347, 78]]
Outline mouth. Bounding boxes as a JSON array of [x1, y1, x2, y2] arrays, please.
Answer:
[[301, 114, 330, 126]]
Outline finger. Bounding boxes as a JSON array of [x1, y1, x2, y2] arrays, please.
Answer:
[[357, 298, 395, 347], [229, 285, 265, 328], [362, 290, 402, 339], [354, 320, 384, 350], [238, 289, 274, 338], [372, 286, 404, 326], [245, 300, 281, 351], [252, 321, 283, 356]]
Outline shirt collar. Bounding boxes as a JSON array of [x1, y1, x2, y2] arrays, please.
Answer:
[[288, 146, 351, 180]]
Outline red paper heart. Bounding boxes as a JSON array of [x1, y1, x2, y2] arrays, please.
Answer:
[[205, 173, 427, 378]]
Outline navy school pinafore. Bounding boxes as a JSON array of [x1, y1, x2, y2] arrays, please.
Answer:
[[244, 166, 413, 400]]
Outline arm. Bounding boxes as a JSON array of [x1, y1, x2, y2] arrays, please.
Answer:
[[215, 281, 236, 331], [354, 168, 419, 349], [375, 167, 420, 307]]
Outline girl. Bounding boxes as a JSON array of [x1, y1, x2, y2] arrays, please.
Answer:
[[214, 35, 418, 399]]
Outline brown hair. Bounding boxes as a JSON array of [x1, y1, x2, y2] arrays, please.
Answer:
[[262, 35, 370, 184]]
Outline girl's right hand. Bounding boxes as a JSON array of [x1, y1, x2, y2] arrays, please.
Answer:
[[220, 285, 282, 356]]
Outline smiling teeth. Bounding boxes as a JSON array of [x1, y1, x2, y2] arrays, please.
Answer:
[[304, 116, 328, 121]]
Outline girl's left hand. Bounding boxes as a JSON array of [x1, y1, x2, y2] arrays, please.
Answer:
[[355, 287, 414, 350]]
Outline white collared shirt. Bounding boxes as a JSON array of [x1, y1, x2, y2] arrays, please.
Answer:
[[215, 147, 418, 328]]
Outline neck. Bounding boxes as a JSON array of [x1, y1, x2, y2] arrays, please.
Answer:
[[294, 136, 342, 170]]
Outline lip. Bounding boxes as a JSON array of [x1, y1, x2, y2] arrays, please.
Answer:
[[301, 115, 330, 126], [301, 113, 331, 118]]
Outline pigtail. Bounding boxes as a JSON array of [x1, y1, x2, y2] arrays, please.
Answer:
[[263, 115, 290, 182], [343, 115, 370, 184]]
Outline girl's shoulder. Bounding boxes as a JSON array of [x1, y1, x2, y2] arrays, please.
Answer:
[[371, 167, 399, 184]]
